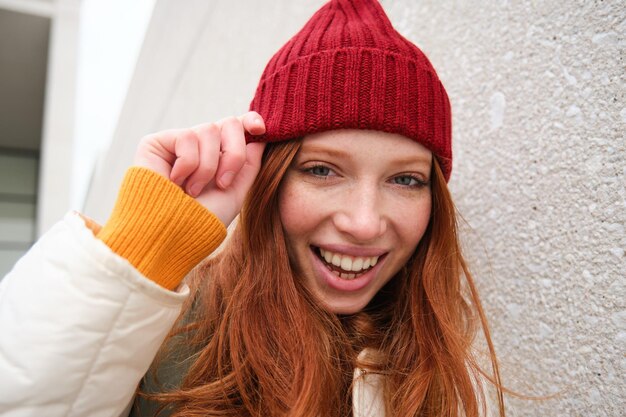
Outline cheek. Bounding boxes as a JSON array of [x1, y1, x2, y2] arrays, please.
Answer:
[[278, 179, 319, 242], [394, 196, 432, 250], [278, 180, 328, 273]]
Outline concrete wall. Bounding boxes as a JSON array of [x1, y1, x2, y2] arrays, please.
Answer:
[[84, 1, 625, 415], [72, 0, 155, 210], [385, 2, 624, 415], [37, 0, 80, 235]]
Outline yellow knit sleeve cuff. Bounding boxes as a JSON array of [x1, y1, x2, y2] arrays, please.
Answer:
[[96, 167, 227, 290]]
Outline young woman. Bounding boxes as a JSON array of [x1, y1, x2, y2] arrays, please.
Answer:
[[0, 0, 505, 416]]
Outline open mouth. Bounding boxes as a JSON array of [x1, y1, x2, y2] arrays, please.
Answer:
[[312, 246, 382, 280]]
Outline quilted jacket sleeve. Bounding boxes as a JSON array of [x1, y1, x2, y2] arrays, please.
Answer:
[[0, 166, 227, 417], [0, 212, 189, 417]]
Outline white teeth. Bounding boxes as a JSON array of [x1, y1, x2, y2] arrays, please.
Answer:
[[362, 257, 371, 269], [318, 248, 381, 276], [341, 257, 352, 271], [351, 257, 363, 272]]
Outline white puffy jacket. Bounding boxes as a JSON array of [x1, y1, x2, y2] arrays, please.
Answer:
[[0, 213, 187, 416], [0, 213, 386, 417]]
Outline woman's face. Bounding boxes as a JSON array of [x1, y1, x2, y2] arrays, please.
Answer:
[[278, 130, 432, 314]]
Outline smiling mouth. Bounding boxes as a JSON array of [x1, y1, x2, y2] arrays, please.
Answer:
[[312, 246, 382, 280]]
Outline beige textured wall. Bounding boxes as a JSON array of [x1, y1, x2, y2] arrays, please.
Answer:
[[384, 1, 624, 415], [85, 1, 624, 415]]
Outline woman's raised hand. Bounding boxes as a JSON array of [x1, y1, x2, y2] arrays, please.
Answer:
[[133, 112, 266, 226]]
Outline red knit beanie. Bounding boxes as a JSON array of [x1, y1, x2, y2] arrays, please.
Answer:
[[247, 0, 452, 180]]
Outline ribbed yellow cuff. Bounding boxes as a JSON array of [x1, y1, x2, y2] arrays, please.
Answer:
[[97, 167, 227, 290]]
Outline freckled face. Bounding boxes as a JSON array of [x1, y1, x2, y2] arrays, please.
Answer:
[[278, 130, 432, 314]]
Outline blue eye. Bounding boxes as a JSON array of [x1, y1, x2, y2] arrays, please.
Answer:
[[307, 165, 331, 177], [392, 175, 427, 187], [394, 176, 415, 186]]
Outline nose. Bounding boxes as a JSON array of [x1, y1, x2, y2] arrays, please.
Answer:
[[332, 186, 387, 242]]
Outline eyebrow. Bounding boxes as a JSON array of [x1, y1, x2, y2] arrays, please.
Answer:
[[299, 144, 351, 159], [299, 144, 432, 165]]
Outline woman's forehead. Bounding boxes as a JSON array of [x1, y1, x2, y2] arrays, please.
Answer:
[[300, 129, 433, 164]]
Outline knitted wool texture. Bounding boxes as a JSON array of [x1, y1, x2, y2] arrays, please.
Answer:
[[247, 0, 452, 180]]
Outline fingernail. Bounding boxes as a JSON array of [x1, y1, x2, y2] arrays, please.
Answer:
[[189, 183, 204, 197], [254, 117, 262, 125], [219, 171, 234, 188]]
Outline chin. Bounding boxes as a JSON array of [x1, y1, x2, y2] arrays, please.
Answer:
[[317, 296, 371, 315]]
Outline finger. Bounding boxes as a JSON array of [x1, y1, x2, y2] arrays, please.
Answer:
[[169, 130, 200, 186], [216, 117, 247, 189], [185, 123, 221, 197], [239, 111, 266, 136], [135, 128, 184, 166], [231, 142, 266, 197]]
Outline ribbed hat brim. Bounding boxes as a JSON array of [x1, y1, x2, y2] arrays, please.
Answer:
[[248, 47, 452, 180]]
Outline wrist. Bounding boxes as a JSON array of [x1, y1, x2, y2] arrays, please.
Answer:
[[97, 167, 227, 289]]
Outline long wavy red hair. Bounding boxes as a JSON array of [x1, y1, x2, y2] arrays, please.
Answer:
[[143, 138, 506, 416]]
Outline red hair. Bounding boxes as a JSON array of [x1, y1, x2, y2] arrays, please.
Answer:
[[143, 139, 506, 416]]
